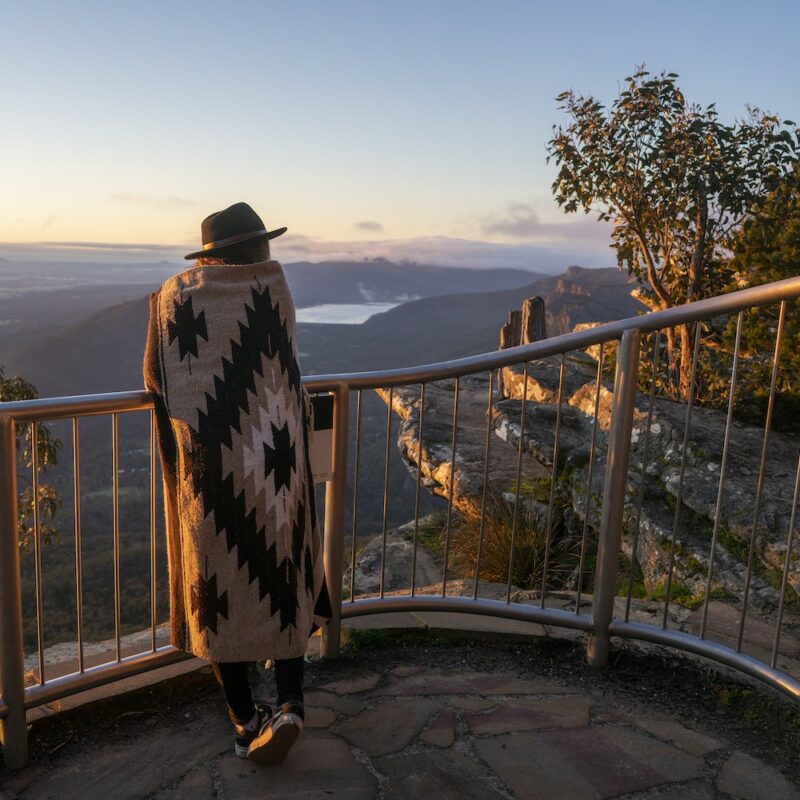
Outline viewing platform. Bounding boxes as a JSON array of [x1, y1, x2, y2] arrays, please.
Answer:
[[2, 613, 799, 799]]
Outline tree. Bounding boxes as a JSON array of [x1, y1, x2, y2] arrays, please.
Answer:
[[547, 67, 799, 399], [723, 168, 800, 428], [0, 365, 61, 552]]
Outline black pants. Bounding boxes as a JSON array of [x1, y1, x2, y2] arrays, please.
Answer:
[[211, 657, 304, 726]]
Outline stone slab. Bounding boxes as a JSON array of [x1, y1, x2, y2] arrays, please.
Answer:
[[466, 694, 591, 735], [317, 672, 382, 695], [420, 708, 455, 747], [21, 714, 228, 800], [648, 782, 717, 799], [0, 762, 49, 795], [215, 733, 377, 799], [337, 699, 441, 756], [303, 689, 364, 715], [717, 751, 800, 800], [474, 733, 598, 800], [449, 695, 497, 712], [596, 725, 704, 786], [343, 612, 422, 630], [376, 749, 509, 799], [305, 706, 337, 729], [541, 624, 586, 642], [155, 766, 215, 799], [475, 724, 702, 800], [374, 669, 569, 697], [627, 714, 725, 756]]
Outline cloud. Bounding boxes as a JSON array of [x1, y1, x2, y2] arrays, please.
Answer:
[[353, 220, 384, 233], [0, 239, 189, 262], [35, 240, 183, 252], [110, 192, 196, 208], [1, 229, 613, 271], [480, 202, 612, 244], [277, 233, 611, 272], [482, 206, 544, 238]]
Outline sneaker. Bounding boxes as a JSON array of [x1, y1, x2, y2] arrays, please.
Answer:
[[233, 702, 273, 759], [246, 701, 304, 766]]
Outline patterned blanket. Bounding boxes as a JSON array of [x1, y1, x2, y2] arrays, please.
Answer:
[[143, 260, 330, 661]]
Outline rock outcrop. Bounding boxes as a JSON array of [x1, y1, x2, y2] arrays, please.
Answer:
[[498, 358, 800, 605], [343, 516, 442, 596], [376, 376, 549, 518], [499, 296, 547, 350], [379, 356, 800, 611]]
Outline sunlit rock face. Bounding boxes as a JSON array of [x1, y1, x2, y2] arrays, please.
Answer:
[[376, 376, 550, 519], [379, 352, 800, 609]]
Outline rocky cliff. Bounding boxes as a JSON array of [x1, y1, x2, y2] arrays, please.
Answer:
[[377, 354, 800, 612]]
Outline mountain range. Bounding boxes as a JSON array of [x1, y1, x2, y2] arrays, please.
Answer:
[[1, 263, 640, 397]]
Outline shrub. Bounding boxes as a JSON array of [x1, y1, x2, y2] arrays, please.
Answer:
[[450, 489, 580, 591]]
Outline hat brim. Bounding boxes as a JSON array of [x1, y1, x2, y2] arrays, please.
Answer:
[[184, 226, 287, 260]]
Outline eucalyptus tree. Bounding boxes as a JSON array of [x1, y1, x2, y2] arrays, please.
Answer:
[[547, 67, 799, 398], [725, 168, 800, 427]]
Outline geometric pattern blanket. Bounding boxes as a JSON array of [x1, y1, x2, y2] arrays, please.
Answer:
[[143, 259, 331, 661]]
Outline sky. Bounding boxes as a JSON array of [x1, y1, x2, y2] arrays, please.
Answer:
[[2, 0, 799, 268]]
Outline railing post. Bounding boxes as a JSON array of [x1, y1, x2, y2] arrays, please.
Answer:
[[0, 414, 28, 769], [321, 383, 350, 659], [587, 329, 640, 667]]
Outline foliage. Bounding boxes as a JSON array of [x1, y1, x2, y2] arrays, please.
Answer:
[[616, 552, 647, 599], [548, 66, 799, 399], [0, 365, 62, 552], [722, 168, 800, 428], [345, 627, 396, 650], [450, 489, 579, 591]]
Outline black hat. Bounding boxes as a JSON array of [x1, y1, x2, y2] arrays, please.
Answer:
[[184, 202, 287, 260]]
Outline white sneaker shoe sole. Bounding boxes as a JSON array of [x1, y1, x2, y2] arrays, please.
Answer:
[[247, 713, 303, 766]]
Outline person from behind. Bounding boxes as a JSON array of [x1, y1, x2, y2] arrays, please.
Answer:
[[143, 202, 331, 764]]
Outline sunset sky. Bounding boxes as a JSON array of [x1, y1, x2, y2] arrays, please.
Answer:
[[3, 0, 799, 267]]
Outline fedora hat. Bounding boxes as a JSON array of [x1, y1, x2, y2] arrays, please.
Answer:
[[184, 202, 287, 260]]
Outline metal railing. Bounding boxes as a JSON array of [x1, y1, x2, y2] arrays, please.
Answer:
[[1, 275, 799, 769]]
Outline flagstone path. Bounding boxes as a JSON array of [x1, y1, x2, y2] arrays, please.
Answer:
[[2, 631, 798, 799]]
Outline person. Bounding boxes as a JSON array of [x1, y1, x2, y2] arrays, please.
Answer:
[[143, 202, 331, 765]]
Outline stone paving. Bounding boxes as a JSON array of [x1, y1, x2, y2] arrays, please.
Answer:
[[2, 650, 798, 800]]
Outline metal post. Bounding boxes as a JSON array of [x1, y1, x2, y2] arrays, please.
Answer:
[[321, 384, 350, 659], [0, 414, 28, 769], [587, 330, 640, 667]]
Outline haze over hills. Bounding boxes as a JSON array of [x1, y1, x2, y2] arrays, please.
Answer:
[[299, 266, 642, 376], [282, 259, 544, 305], [0, 258, 541, 358], [3, 265, 639, 398], [0, 257, 541, 303]]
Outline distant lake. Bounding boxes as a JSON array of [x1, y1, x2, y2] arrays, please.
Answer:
[[296, 302, 400, 324]]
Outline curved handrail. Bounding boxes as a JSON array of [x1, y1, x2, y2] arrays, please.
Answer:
[[0, 390, 153, 423], [1, 275, 798, 418]]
